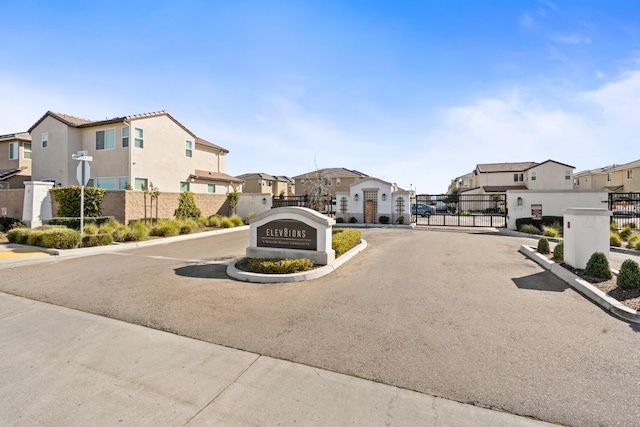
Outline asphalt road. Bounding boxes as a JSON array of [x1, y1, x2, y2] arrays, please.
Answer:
[[1, 228, 639, 426]]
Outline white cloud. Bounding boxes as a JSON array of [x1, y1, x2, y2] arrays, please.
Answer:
[[519, 12, 534, 29], [551, 34, 592, 44]]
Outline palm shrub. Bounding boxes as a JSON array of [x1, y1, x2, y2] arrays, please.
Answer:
[[174, 191, 202, 219], [537, 237, 550, 254], [584, 251, 612, 280], [610, 231, 622, 247], [83, 223, 99, 236], [628, 233, 640, 249], [129, 221, 149, 241], [150, 219, 180, 237], [553, 241, 564, 261], [207, 215, 222, 228], [220, 217, 234, 228], [616, 259, 640, 289], [619, 225, 633, 241]]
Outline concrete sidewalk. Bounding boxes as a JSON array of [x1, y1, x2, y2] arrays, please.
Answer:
[[0, 293, 553, 427]]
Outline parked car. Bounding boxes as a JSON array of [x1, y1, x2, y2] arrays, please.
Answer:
[[433, 202, 448, 213], [411, 203, 435, 217], [612, 201, 639, 216]]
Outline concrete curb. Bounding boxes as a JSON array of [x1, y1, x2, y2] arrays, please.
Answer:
[[45, 226, 250, 257], [519, 245, 640, 324], [226, 239, 368, 284]]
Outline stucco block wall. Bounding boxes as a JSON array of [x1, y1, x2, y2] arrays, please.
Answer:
[[506, 190, 609, 230], [0, 189, 26, 218]]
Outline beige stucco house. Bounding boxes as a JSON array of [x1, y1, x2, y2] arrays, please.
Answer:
[[292, 168, 368, 198], [573, 159, 640, 192], [0, 132, 32, 189], [236, 173, 295, 196], [449, 160, 575, 195], [28, 110, 242, 194]]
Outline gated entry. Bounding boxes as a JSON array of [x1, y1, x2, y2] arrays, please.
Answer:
[[413, 194, 507, 227]]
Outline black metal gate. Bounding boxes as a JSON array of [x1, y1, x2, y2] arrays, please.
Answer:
[[609, 192, 640, 229], [272, 194, 335, 216], [413, 193, 507, 227]]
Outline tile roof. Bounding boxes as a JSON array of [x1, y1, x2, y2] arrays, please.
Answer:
[[292, 167, 369, 180], [482, 185, 528, 192], [28, 110, 229, 153], [0, 132, 31, 142], [476, 162, 537, 173], [236, 172, 277, 181], [192, 170, 244, 183], [0, 168, 26, 180]]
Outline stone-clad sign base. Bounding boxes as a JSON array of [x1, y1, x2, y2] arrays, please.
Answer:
[[246, 207, 335, 265]]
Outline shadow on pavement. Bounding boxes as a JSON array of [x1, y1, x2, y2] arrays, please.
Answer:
[[630, 323, 640, 333], [512, 271, 570, 292], [174, 263, 229, 279]]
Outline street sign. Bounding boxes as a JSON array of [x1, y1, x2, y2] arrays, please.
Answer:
[[76, 161, 90, 186]]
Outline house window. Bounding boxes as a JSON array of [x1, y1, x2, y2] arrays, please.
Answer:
[[396, 196, 405, 215], [23, 143, 31, 159], [565, 170, 571, 180], [122, 127, 129, 148], [530, 171, 537, 181], [336, 178, 341, 186], [42, 133, 48, 148], [324, 178, 332, 186], [118, 177, 129, 189], [574, 178, 579, 186], [180, 181, 190, 192], [267, 180, 272, 187], [627, 170, 634, 179], [134, 128, 144, 148], [208, 184, 216, 193], [96, 177, 116, 190], [339, 196, 348, 214], [513, 173, 523, 182], [300, 179, 305, 184], [607, 173, 613, 182], [96, 129, 115, 150], [134, 178, 148, 191], [8, 142, 18, 160], [87, 179, 94, 187], [186, 140, 193, 157]]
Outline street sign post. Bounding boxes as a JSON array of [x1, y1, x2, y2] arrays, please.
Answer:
[[72, 151, 93, 236]]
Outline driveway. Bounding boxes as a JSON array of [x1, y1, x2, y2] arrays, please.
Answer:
[[1, 228, 639, 426]]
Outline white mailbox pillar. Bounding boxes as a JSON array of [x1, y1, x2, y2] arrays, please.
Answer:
[[22, 181, 54, 228], [563, 208, 611, 269]]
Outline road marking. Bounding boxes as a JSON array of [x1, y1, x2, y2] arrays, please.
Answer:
[[108, 252, 235, 265]]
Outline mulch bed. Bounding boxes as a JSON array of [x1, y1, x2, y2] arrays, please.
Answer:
[[554, 258, 640, 311]]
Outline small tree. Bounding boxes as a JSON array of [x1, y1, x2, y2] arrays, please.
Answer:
[[617, 259, 640, 289], [584, 251, 612, 280], [227, 192, 239, 216], [537, 237, 550, 254], [174, 191, 201, 219]]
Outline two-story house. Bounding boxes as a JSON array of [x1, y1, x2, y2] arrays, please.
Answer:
[[236, 173, 295, 197], [573, 159, 640, 192], [292, 168, 369, 198], [0, 132, 32, 189], [451, 160, 574, 195], [28, 110, 242, 194]]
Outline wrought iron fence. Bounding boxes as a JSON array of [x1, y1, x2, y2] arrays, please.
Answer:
[[413, 193, 507, 227], [609, 192, 640, 229]]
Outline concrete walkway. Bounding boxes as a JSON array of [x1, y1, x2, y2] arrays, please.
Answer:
[[0, 293, 553, 427]]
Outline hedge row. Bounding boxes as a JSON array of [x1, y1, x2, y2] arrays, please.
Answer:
[[237, 258, 314, 274], [332, 228, 362, 257], [49, 216, 117, 229], [7, 227, 81, 249]]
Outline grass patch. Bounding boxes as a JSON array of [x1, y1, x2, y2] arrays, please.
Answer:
[[236, 258, 315, 274]]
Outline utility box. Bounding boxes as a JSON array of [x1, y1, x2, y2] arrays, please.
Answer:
[[563, 208, 611, 269]]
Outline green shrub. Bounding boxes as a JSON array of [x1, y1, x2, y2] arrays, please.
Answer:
[[542, 225, 558, 237], [516, 216, 564, 231], [150, 219, 180, 237], [519, 224, 541, 235], [50, 186, 106, 217], [83, 223, 99, 236], [7, 228, 31, 244], [49, 216, 116, 229], [616, 259, 640, 289], [0, 217, 24, 232], [396, 216, 405, 224], [179, 223, 193, 235], [27, 230, 45, 247], [537, 237, 550, 254], [332, 228, 362, 257], [207, 215, 222, 228], [230, 214, 243, 227], [174, 191, 202, 219], [553, 241, 564, 261], [628, 234, 640, 249], [379, 215, 390, 224], [220, 217, 234, 228], [129, 222, 149, 241], [620, 225, 633, 241], [245, 212, 257, 224], [335, 217, 344, 223], [81, 234, 113, 248], [349, 217, 357, 223], [237, 257, 314, 274], [98, 218, 119, 236], [635, 239, 640, 250], [39, 228, 81, 249], [584, 252, 612, 280], [610, 231, 622, 247]]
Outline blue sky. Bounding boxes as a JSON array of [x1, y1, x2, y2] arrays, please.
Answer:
[[1, 0, 639, 193]]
